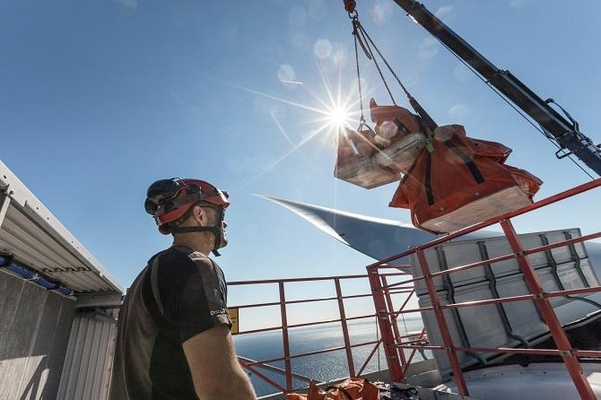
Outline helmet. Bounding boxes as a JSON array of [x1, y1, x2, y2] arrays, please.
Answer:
[[144, 178, 229, 235]]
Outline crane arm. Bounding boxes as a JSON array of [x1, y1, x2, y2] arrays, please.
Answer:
[[390, 0, 601, 176]]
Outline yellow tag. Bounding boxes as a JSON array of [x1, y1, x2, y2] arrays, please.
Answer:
[[426, 136, 435, 153], [228, 307, 239, 335]]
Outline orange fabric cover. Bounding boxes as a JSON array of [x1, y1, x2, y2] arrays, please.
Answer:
[[285, 378, 380, 400], [389, 124, 542, 233], [369, 98, 422, 146]]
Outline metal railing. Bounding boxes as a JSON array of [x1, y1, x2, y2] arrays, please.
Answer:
[[228, 273, 417, 398], [368, 178, 601, 400]]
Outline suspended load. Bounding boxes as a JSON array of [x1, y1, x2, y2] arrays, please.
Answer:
[[335, 7, 543, 233], [334, 99, 427, 189], [334, 127, 399, 189], [389, 124, 543, 233]]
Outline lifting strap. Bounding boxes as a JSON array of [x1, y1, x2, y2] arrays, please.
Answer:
[[348, 8, 437, 133]]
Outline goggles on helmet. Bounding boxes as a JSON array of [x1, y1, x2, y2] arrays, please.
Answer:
[[144, 178, 229, 234]]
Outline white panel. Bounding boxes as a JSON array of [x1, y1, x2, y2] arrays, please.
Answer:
[[410, 228, 597, 295], [57, 312, 118, 400], [414, 229, 601, 380]]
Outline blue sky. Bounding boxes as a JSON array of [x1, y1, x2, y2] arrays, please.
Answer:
[[1, 0, 600, 298]]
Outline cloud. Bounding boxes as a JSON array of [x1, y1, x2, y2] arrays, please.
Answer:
[[448, 103, 471, 119], [288, 5, 307, 29], [308, 0, 327, 21], [418, 37, 439, 59], [372, 1, 394, 27], [509, 0, 528, 9], [453, 63, 472, 83], [277, 64, 302, 89], [313, 40, 347, 74], [434, 5, 455, 24], [114, 0, 138, 13], [314, 39, 332, 60]]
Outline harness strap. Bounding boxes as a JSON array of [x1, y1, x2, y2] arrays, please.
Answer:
[[170, 225, 224, 257], [425, 152, 435, 205], [170, 226, 219, 234], [443, 139, 485, 184], [393, 117, 410, 135]]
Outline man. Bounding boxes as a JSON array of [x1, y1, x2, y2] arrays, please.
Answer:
[[110, 178, 257, 400]]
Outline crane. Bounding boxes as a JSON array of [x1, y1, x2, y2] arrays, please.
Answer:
[[345, 0, 601, 177]]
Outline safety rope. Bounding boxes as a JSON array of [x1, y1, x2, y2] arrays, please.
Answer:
[[353, 18, 398, 106], [347, 6, 438, 134], [352, 18, 367, 128]]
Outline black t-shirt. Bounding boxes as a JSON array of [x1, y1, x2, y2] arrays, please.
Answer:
[[110, 245, 232, 400]]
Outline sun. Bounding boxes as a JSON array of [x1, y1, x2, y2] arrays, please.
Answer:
[[326, 104, 353, 131], [216, 64, 363, 189]]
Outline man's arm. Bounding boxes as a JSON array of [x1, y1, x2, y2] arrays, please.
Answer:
[[183, 324, 257, 400]]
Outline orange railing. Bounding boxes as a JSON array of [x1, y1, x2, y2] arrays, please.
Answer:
[[368, 178, 601, 400], [228, 272, 419, 398]]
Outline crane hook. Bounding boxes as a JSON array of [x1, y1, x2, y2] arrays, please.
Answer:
[[343, 0, 356, 13]]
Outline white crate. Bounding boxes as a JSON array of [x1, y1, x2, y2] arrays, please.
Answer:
[[375, 132, 426, 173], [334, 156, 400, 189], [410, 228, 593, 296], [417, 255, 601, 380]]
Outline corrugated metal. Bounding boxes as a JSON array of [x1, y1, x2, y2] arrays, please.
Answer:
[[0, 162, 123, 399], [0, 271, 76, 400], [57, 311, 118, 400], [0, 160, 123, 295]]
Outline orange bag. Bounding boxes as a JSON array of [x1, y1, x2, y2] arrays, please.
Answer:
[[389, 124, 542, 233], [286, 378, 380, 400], [369, 98, 422, 146]]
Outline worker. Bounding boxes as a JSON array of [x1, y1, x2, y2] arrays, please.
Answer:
[[110, 178, 257, 400]]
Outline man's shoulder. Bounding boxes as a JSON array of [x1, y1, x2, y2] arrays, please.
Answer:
[[152, 245, 199, 263], [152, 246, 214, 277]]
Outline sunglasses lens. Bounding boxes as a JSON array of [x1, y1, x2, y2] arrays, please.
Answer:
[[147, 179, 180, 203], [144, 198, 157, 215], [145, 179, 183, 215]]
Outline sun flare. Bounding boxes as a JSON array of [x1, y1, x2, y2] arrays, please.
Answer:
[[326, 105, 353, 131], [219, 65, 363, 190]]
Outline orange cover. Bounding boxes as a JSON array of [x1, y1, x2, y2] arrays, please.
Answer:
[[286, 378, 380, 400], [389, 124, 542, 233], [369, 98, 422, 146]]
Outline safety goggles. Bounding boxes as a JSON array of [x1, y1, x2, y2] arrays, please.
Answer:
[[144, 178, 229, 216]]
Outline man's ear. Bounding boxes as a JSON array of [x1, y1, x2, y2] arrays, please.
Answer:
[[191, 205, 205, 224]]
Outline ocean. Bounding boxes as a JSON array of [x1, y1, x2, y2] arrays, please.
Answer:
[[234, 318, 426, 397]]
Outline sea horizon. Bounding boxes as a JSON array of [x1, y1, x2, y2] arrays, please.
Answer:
[[234, 317, 426, 397]]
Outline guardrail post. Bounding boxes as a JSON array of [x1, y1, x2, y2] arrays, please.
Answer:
[[278, 281, 293, 392], [381, 275, 407, 366], [416, 249, 469, 395], [335, 278, 356, 377], [500, 219, 596, 400], [368, 265, 404, 382]]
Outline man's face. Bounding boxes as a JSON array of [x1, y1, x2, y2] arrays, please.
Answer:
[[204, 206, 227, 247]]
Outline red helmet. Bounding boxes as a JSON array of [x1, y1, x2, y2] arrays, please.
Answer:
[[144, 178, 229, 234]]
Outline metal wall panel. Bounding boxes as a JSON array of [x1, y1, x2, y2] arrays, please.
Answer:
[[0, 271, 76, 400], [57, 309, 118, 400], [0, 161, 122, 400]]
